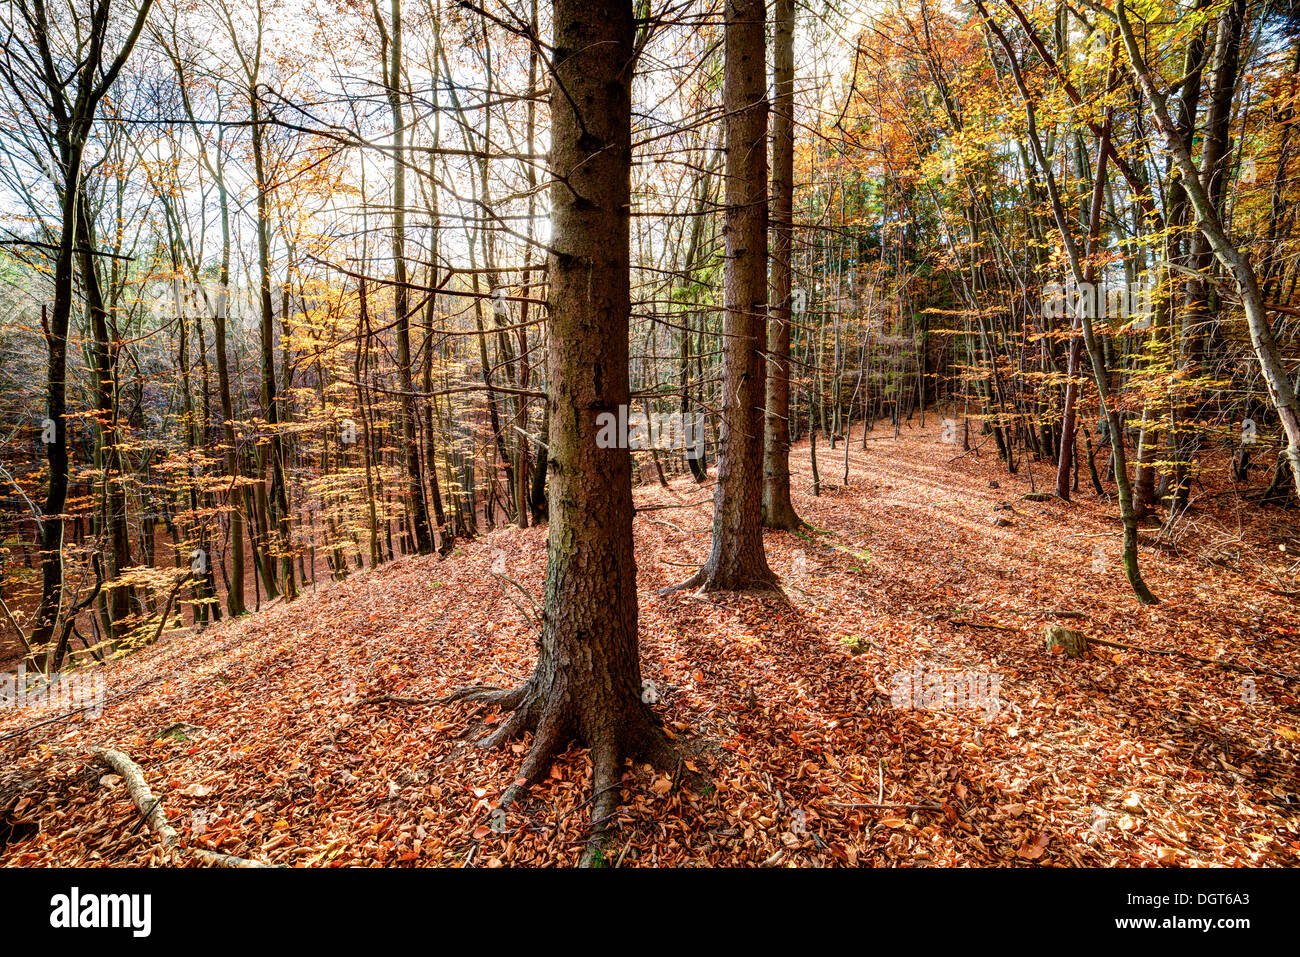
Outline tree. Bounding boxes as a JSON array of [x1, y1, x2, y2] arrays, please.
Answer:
[[673, 0, 778, 591], [979, 0, 1157, 605], [1112, 0, 1300, 503], [373, 0, 432, 554], [435, 0, 683, 863], [157, 16, 248, 616], [762, 0, 804, 532], [0, 0, 154, 663]]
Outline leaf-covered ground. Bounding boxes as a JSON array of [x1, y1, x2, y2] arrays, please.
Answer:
[[3, 419, 1298, 866]]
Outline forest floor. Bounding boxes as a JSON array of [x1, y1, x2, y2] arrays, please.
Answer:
[[3, 414, 1299, 867]]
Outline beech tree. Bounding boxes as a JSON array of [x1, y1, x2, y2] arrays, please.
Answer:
[[373, 0, 433, 555], [0, 0, 153, 663]]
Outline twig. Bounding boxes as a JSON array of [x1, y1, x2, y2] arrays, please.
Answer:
[[825, 801, 944, 812], [645, 518, 687, 534], [635, 498, 712, 513], [490, 571, 543, 627]]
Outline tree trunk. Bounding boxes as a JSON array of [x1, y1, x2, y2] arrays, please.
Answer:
[[250, 91, 293, 600], [1170, 0, 1242, 512], [675, 0, 777, 591], [29, 147, 83, 662], [76, 189, 134, 639], [377, 0, 433, 554], [440, 0, 682, 864], [762, 0, 804, 531]]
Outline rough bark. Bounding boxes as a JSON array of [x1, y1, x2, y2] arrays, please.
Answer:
[[674, 0, 778, 591], [432, 0, 683, 865], [762, 0, 805, 531]]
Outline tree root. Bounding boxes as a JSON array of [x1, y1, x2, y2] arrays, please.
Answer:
[[92, 748, 275, 867], [428, 677, 704, 867], [659, 565, 783, 597], [657, 570, 704, 596], [359, 684, 527, 710]]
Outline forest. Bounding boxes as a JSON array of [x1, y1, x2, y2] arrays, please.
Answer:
[[0, 0, 1298, 878]]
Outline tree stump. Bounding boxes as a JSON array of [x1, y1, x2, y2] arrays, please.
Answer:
[[1045, 626, 1088, 658]]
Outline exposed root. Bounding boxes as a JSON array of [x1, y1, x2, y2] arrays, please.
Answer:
[[580, 742, 626, 867], [658, 567, 704, 596], [663, 573, 784, 596], [476, 684, 530, 711], [360, 683, 527, 710], [661, 562, 784, 596], [496, 714, 565, 810], [475, 704, 532, 753], [634, 723, 692, 780], [576, 713, 705, 867], [434, 673, 704, 865]]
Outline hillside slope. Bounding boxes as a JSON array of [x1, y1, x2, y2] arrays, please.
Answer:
[[2, 420, 1298, 866]]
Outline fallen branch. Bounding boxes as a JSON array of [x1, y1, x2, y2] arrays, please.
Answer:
[[1087, 638, 1300, 682], [824, 801, 945, 812], [359, 684, 508, 708], [1002, 609, 1087, 619], [92, 748, 275, 867], [359, 694, 444, 707], [634, 498, 713, 513], [950, 619, 1017, 631], [645, 518, 687, 534]]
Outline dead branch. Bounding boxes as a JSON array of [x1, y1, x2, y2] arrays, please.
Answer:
[[1087, 638, 1300, 682], [91, 748, 275, 867]]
